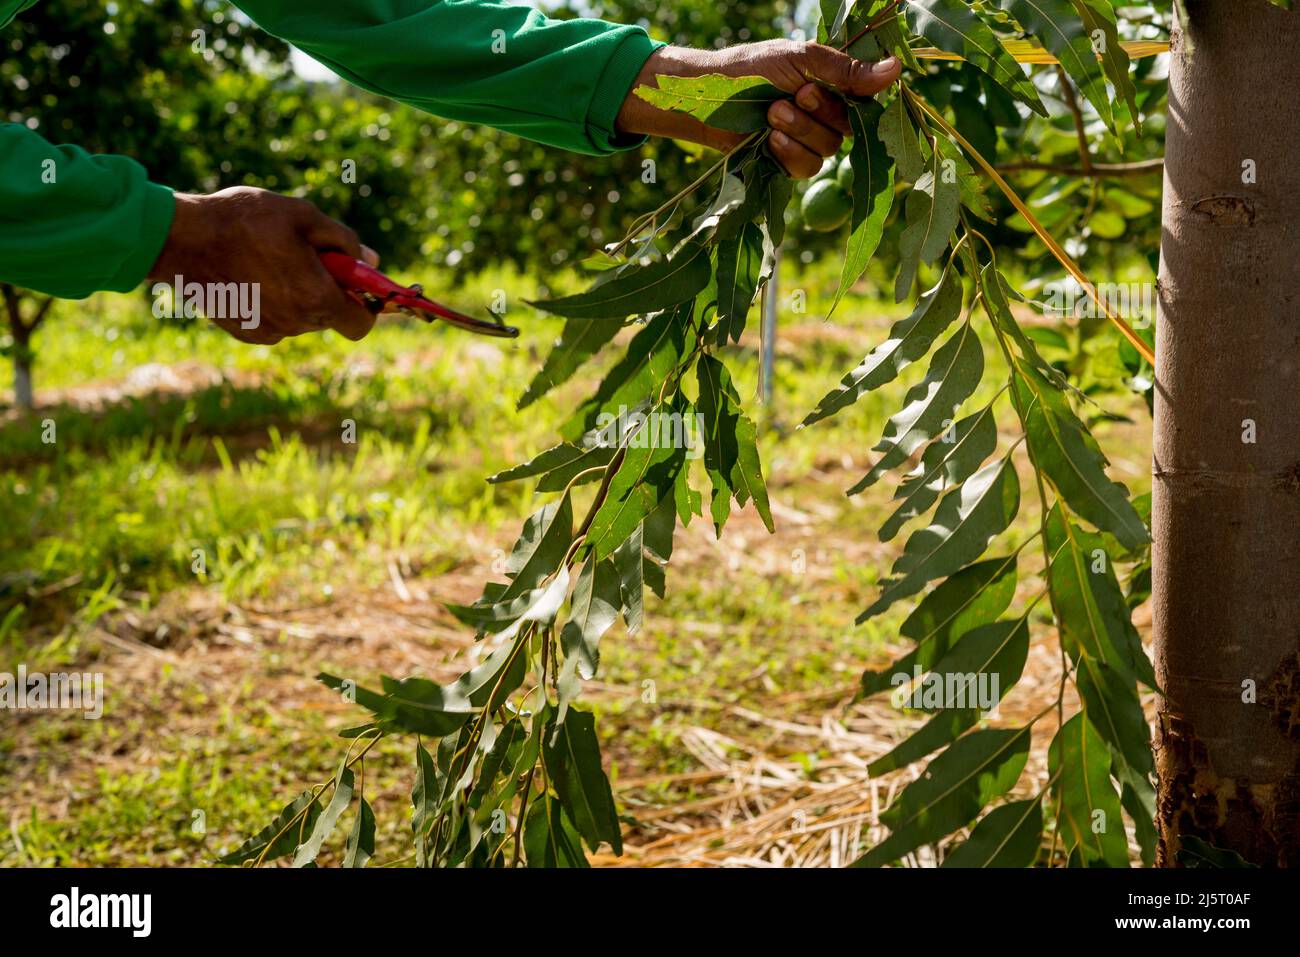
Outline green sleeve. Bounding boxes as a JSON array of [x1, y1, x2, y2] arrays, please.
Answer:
[[0, 2, 661, 299], [234, 0, 663, 155], [0, 124, 176, 299]]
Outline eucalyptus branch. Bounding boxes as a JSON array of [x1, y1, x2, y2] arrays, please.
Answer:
[[905, 86, 1155, 366], [607, 131, 764, 261]]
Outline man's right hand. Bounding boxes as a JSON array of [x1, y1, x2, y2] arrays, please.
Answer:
[[148, 187, 379, 345]]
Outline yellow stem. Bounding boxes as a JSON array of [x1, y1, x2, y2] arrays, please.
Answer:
[[913, 40, 1169, 64]]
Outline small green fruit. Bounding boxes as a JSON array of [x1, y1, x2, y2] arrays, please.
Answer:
[[801, 179, 853, 232], [836, 153, 854, 191], [813, 155, 839, 182]]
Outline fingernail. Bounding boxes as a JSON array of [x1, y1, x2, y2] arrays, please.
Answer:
[[771, 131, 790, 149], [362, 244, 380, 266], [773, 102, 796, 125], [873, 56, 900, 75], [797, 87, 820, 111]]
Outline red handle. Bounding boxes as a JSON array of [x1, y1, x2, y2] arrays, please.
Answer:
[[320, 251, 407, 299], [319, 252, 520, 339]]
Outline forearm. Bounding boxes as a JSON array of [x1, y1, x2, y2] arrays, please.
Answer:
[[0, 124, 174, 299], [233, 0, 662, 155]]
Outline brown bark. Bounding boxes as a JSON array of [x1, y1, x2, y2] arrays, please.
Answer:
[[1153, 0, 1300, 866], [2, 283, 54, 412]]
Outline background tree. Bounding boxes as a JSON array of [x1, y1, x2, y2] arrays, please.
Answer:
[[1, 0, 287, 409], [1, 0, 437, 408]]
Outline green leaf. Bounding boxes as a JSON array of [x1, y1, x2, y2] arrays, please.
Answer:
[[1176, 835, 1258, 869], [530, 243, 711, 320], [880, 401, 999, 541], [1118, 764, 1158, 867], [583, 407, 690, 561], [875, 7, 925, 71], [412, 742, 441, 840], [1049, 713, 1129, 867], [292, 764, 355, 867], [868, 708, 980, 776], [564, 300, 692, 441], [997, 0, 1116, 134], [894, 148, 961, 302], [861, 552, 1019, 691], [697, 353, 775, 535], [902, 0, 1047, 116], [468, 720, 526, 812], [941, 798, 1043, 867], [830, 99, 895, 317], [852, 320, 985, 491], [519, 318, 623, 409], [1076, 655, 1153, 780], [949, 85, 999, 163], [1014, 361, 1148, 550], [820, 0, 852, 42], [487, 439, 615, 494], [523, 795, 589, 868], [634, 74, 785, 133], [1044, 507, 1148, 677], [499, 494, 574, 603], [713, 220, 765, 344], [642, 490, 677, 565], [856, 726, 1031, 867], [917, 616, 1031, 713], [543, 708, 623, 854], [879, 92, 927, 183], [320, 627, 535, 738], [219, 790, 320, 865], [682, 173, 748, 247], [939, 136, 994, 221], [1072, 0, 1139, 134], [845, 10, 886, 61], [468, 719, 544, 859], [674, 455, 703, 525], [805, 266, 963, 427], [611, 495, 675, 634], [447, 565, 571, 639], [556, 557, 622, 722], [343, 798, 376, 868], [320, 672, 474, 738], [612, 524, 646, 636], [490, 442, 590, 486], [862, 455, 1020, 619], [763, 166, 795, 247], [868, 615, 1029, 778]]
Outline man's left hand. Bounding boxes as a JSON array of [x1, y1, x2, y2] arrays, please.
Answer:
[[617, 40, 902, 179]]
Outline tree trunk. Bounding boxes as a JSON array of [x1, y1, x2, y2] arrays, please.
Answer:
[[12, 348, 33, 412], [1153, 0, 1300, 867]]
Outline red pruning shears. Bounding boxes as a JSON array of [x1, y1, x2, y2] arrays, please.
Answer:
[[320, 252, 519, 339]]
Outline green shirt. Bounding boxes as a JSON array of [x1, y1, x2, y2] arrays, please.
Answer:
[[0, 0, 661, 298]]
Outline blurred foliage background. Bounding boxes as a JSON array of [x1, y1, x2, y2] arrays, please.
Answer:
[[0, 0, 1170, 865], [1, 0, 1169, 276]]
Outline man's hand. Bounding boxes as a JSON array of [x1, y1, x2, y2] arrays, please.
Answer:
[[148, 187, 380, 345], [617, 40, 902, 179]]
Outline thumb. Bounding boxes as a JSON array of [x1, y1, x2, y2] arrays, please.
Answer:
[[799, 45, 901, 100], [295, 203, 366, 260]]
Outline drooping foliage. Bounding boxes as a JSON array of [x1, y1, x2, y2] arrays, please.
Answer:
[[231, 0, 1293, 868]]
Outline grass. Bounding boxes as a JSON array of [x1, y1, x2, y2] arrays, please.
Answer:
[[0, 256, 1152, 866]]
